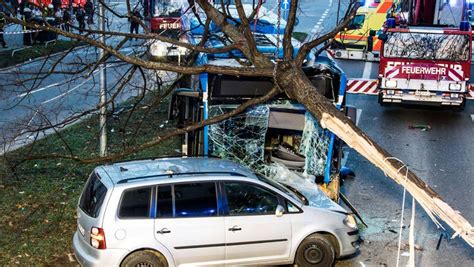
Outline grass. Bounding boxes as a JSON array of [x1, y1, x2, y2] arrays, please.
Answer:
[[0, 93, 181, 265], [0, 40, 84, 69]]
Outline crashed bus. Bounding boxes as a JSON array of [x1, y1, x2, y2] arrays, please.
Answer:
[[377, 20, 472, 109], [166, 1, 358, 201]]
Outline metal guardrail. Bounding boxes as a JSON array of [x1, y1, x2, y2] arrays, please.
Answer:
[[45, 39, 56, 47], [11, 46, 32, 57]]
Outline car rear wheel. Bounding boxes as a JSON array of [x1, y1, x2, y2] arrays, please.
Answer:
[[294, 234, 335, 267], [121, 250, 168, 267]]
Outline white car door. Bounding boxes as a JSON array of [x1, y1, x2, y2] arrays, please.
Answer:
[[223, 181, 292, 265], [153, 182, 225, 266]]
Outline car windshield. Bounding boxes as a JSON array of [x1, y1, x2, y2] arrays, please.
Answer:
[[348, 14, 365, 30], [257, 174, 307, 205], [383, 32, 470, 61]]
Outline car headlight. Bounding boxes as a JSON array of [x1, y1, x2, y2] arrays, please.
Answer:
[[343, 214, 358, 229], [385, 80, 397, 88], [449, 83, 461, 91]]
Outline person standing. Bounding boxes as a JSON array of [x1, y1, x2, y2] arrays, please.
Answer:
[[22, 7, 33, 46], [129, 8, 142, 37], [84, 0, 94, 25], [0, 12, 7, 48], [76, 7, 86, 33], [62, 8, 71, 32]]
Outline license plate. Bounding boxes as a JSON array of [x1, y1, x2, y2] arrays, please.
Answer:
[[415, 91, 431, 96], [78, 223, 85, 237]]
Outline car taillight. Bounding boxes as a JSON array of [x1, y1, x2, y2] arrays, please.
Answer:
[[90, 227, 106, 249]]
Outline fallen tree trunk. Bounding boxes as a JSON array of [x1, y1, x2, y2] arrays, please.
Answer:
[[276, 61, 474, 247]]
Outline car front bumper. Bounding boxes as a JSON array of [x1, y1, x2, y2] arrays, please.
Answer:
[[334, 228, 361, 257]]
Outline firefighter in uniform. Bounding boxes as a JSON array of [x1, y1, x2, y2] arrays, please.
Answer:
[[0, 9, 7, 48]]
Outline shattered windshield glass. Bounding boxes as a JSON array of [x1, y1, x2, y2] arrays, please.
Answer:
[[207, 103, 331, 177], [383, 32, 470, 61]]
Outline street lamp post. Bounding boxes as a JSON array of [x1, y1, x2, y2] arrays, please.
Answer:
[[98, 0, 107, 157]]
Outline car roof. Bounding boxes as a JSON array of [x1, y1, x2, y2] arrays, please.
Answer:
[[98, 157, 258, 185]]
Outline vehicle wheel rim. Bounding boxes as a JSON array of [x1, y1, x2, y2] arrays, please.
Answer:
[[135, 262, 153, 267], [303, 244, 323, 264]]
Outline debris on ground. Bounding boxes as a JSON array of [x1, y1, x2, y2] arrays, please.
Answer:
[[402, 243, 424, 251], [408, 124, 432, 131]]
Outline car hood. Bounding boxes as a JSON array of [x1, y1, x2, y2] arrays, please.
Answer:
[[267, 163, 348, 214], [290, 180, 347, 214]]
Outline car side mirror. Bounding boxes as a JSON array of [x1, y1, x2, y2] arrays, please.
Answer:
[[378, 33, 388, 42], [275, 204, 285, 217]]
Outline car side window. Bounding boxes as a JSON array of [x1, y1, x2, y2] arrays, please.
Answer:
[[224, 182, 279, 216], [119, 187, 152, 218], [174, 182, 218, 217], [286, 200, 301, 213]]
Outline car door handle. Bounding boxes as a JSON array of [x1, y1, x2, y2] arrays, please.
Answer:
[[157, 228, 171, 234], [228, 226, 242, 232]]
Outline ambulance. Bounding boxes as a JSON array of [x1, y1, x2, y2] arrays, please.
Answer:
[[328, 0, 396, 61]]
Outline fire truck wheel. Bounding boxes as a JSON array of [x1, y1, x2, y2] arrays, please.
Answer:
[[378, 92, 387, 106], [453, 98, 466, 112]]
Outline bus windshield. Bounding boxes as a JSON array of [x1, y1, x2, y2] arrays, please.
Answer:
[[383, 32, 470, 61], [150, 0, 182, 17]]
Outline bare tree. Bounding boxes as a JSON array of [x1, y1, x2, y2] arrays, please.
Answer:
[[1, 0, 472, 247]]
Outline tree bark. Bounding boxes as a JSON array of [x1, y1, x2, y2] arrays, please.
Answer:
[[276, 61, 474, 247]]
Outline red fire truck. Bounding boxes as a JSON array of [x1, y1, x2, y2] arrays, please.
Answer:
[[142, 0, 182, 34], [377, 1, 472, 109], [24, 0, 86, 8]]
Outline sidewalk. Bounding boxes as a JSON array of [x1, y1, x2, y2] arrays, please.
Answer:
[[0, 23, 23, 52]]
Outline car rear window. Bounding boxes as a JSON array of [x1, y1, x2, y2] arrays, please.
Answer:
[[79, 172, 108, 218]]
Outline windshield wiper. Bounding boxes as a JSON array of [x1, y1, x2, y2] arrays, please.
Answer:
[[283, 184, 309, 205]]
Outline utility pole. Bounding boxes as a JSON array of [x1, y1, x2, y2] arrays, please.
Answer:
[[99, 0, 107, 157]]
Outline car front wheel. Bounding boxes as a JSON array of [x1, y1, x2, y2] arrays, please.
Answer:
[[294, 233, 336, 267], [121, 250, 168, 267]]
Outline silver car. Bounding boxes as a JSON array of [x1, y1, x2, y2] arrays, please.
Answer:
[[73, 157, 360, 267]]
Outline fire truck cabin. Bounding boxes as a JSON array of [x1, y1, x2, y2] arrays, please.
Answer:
[[377, 21, 472, 109]]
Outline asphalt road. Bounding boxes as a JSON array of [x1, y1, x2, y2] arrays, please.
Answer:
[[335, 96, 474, 266], [0, 1, 155, 152]]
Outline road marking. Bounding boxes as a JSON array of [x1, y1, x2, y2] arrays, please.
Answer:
[[362, 62, 373, 79], [356, 108, 362, 126], [16, 82, 61, 98], [41, 76, 94, 104]]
